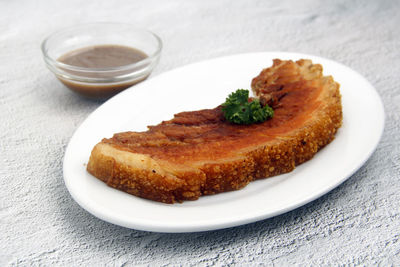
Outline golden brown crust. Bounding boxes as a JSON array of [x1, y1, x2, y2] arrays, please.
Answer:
[[87, 59, 342, 203]]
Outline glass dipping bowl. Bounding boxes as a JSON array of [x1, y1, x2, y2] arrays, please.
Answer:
[[41, 23, 162, 99]]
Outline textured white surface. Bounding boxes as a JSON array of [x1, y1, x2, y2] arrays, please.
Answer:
[[1, 0, 399, 265]]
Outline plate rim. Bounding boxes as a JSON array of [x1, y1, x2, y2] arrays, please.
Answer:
[[63, 51, 385, 233]]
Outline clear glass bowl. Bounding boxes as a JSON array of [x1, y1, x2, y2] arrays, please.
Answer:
[[41, 23, 162, 99]]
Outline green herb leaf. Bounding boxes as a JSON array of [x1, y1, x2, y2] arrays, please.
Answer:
[[221, 89, 274, 124]]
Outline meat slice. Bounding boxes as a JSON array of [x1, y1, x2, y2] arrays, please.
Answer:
[[87, 59, 342, 203]]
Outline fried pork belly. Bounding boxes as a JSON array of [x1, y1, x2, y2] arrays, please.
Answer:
[[87, 59, 342, 203]]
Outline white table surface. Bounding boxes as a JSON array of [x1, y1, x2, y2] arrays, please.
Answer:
[[1, 0, 399, 265]]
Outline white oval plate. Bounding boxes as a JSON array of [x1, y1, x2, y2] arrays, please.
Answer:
[[63, 52, 384, 233]]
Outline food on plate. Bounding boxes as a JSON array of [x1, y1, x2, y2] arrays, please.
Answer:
[[87, 59, 342, 203]]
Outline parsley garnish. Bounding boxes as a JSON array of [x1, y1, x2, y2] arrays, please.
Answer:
[[221, 89, 274, 124]]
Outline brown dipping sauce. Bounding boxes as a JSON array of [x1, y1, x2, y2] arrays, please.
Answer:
[[57, 45, 148, 99]]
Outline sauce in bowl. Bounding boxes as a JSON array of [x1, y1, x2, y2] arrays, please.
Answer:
[[41, 23, 162, 100], [58, 45, 147, 69], [57, 45, 149, 99]]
